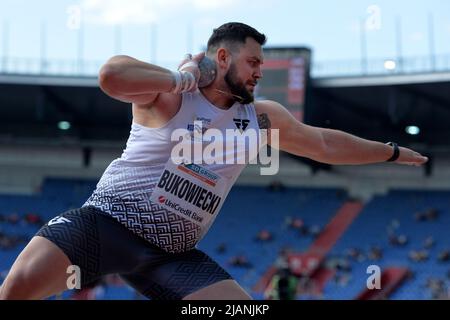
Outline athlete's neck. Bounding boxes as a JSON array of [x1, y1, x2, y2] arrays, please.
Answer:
[[200, 86, 236, 110]]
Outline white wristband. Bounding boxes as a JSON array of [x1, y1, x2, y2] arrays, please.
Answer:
[[171, 70, 182, 94], [171, 70, 196, 93], [181, 71, 197, 92]]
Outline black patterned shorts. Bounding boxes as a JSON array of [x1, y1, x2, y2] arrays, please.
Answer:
[[36, 206, 232, 300]]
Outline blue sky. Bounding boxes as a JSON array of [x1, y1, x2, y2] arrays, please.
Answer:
[[0, 0, 449, 71]]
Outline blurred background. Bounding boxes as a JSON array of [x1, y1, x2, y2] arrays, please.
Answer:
[[0, 0, 449, 300]]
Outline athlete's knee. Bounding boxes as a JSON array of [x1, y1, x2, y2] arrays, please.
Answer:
[[0, 269, 35, 300], [0, 254, 47, 300]]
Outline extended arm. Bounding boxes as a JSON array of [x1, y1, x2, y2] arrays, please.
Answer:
[[255, 100, 428, 166]]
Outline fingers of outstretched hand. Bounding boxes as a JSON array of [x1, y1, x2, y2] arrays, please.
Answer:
[[398, 148, 428, 166]]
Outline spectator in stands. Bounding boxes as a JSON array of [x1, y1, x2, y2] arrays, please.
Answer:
[[414, 208, 439, 222], [409, 250, 421, 262], [390, 219, 400, 229], [388, 233, 408, 246], [337, 257, 351, 272], [423, 236, 435, 249], [0, 231, 28, 250], [216, 243, 227, 254], [296, 274, 313, 295], [286, 216, 304, 231], [327, 256, 352, 272], [284, 216, 292, 228], [325, 256, 339, 269], [6, 213, 20, 225], [265, 266, 298, 300], [408, 250, 429, 262], [424, 208, 439, 221], [345, 247, 365, 262], [274, 247, 292, 269], [367, 246, 383, 261], [386, 219, 400, 235], [0, 233, 16, 249], [437, 249, 450, 262], [425, 278, 447, 300], [292, 218, 304, 229], [309, 224, 321, 238], [24, 213, 43, 225], [334, 272, 352, 287], [228, 255, 252, 269], [414, 211, 427, 222], [255, 229, 273, 242], [397, 234, 409, 246], [299, 225, 310, 236]]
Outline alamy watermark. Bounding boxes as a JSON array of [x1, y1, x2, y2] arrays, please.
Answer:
[[66, 5, 82, 30], [170, 121, 280, 175], [366, 265, 381, 290], [66, 265, 81, 290], [366, 4, 382, 31]]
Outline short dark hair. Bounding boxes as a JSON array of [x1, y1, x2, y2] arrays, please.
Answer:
[[207, 22, 266, 54]]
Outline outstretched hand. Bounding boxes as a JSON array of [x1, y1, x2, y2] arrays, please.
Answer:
[[396, 147, 428, 166]]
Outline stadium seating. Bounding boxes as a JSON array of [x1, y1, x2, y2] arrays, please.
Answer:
[[1, 178, 448, 299]]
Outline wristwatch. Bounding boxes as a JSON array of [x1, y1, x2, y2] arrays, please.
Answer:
[[386, 142, 400, 162]]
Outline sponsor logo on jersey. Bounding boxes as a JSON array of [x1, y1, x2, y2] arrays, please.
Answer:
[[157, 169, 221, 215], [161, 198, 204, 223], [177, 162, 219, 187], [233, 118, 250, 132], [48, 216, 72, 226]]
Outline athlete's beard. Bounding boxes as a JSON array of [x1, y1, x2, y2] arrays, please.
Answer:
[[224, 63, 254, 104]]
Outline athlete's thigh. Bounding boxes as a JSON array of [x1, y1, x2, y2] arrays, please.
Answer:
[[0, 236, 72, 300], [120, 248, 234, 300], [36, 207, 144, 287]]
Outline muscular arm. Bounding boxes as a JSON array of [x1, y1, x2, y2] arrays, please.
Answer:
[[255, 100, 428, 166], [98, 55, 176, 106]]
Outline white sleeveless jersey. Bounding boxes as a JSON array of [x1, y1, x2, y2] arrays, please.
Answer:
[[83, 91, 263, 253]]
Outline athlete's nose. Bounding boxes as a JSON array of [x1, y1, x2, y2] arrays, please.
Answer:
[[254, 68, 263, 80]]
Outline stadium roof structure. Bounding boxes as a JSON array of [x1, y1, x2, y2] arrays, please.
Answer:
[[0, 71, 449, 158], [308, 72, 450, 155]]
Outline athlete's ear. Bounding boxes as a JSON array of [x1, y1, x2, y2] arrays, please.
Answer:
[[217, 48, 231, 70]]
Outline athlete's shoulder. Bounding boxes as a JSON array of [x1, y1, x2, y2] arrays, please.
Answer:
[[254, 99, 282, 111], [254, 100, 283, 129]]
